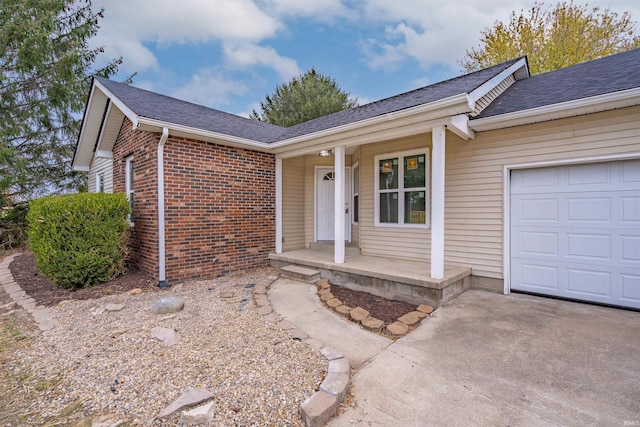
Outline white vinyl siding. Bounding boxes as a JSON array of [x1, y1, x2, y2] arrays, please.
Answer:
[[360, 135, 431, 261], [282, 157, 305, 251], [446, 105, 640, 279], [87, 156, 113, 193]]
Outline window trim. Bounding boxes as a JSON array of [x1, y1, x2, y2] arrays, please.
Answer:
[[374, 148, 430, 228], [125, 155, 134, 225], [96, 173, 104, 193], [352, 161, 359, 225]]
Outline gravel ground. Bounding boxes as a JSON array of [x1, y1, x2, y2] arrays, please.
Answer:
[[9, 267, 326, 426]]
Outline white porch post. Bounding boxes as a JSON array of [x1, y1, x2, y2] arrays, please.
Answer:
[[334, 145, 346, 263], [431, 126, 446, 279], [275, 157, 283, 254]]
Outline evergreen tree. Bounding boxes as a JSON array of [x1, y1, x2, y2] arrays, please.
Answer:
[[251, 68, 357, 127]]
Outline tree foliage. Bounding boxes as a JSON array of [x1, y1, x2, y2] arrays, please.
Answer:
[[461, 1, 640, 74], [251, 68, 358, 127], [0, 0, 121, 207]]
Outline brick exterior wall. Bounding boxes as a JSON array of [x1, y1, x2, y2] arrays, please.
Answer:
[[112, 118, 159, 278], [112, 118, 276, 282], [163, 136, 275, 281]]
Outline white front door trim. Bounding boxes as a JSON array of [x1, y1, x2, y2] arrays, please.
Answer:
[[502, 151, 640, 295], [314, 165, 352, 243]]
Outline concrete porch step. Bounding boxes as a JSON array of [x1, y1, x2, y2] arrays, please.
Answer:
[[280, 265, 321, 283]]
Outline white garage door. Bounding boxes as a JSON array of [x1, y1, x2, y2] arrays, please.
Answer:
[[510, 160, 640, 309]]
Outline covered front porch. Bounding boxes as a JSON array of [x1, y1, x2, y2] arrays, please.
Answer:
[[269, 243, 472, 307]]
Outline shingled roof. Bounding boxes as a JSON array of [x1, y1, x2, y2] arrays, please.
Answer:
[[475, 48, 640, 119], [96, 57, 523, 143]]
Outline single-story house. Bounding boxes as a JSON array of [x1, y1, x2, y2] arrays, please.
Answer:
[[73, 49, 640, 309]]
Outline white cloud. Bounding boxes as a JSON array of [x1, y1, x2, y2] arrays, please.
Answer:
[[410, 77, 430, 88], [223, 42, 301, 80], [260, 0, 352, 19], [170, 68, 249, 108], [91, 0, 282, 73], [357, 0, 640, 72]]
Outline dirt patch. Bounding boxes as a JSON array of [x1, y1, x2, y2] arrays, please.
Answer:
[[9, 252, 157, 307], [330, 284, 417, 324]]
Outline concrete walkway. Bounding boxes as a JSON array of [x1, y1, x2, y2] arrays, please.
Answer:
[[268, 278, 391, 369], [0, 253, 60, 333], [269, 279, 640, 426]]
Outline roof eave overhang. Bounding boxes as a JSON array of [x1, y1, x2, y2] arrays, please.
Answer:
[[469, 87, 640, 132]]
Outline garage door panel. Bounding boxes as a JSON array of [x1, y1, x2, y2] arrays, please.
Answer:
[[511, 160, 640, 309], [566, 233, 611, 261], [622, 197, 640, 222], [567, 197, 611, 223], [621, 274, 640, 303], [566, 268, 612, 298], [621, 236, 640, 263], [513, 262, 559, 291]]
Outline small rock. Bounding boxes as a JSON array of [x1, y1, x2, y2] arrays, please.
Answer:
[[257, 306, 272, 315], [171, 283, 184, 292], [57, 300, 73, 306], [349, 307, 369, 322], [320, 292, 334, 302], [335, 305, 352, 315], [157, 387, 214, 419], [327, 298, 342, 308], [179, 401, 216, 424], [151, 327, 181, 346], [398, 312, 420, 326], [361, 317, 384, 331], [105, 303, 125, 312], [386, 321, 409, 336], [417, 304, 434, 314], [411, 310, 427, 319], [152, 297, 184, 314], [318, 279, 331, 289], [318, 287, 331, 296], [129, 288, 143, 295]]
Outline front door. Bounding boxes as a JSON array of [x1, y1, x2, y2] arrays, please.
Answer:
[[316, 167, 351, 241]]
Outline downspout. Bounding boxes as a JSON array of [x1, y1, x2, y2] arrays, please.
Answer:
[[157, 127, 169, 289]]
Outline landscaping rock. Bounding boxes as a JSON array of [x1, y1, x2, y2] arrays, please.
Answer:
[[299, 391, 339, 427], [318, 287, 331, 296], [411, 310, 428, 319], [151, 327, 181, 346], [157, 387, 214, 419], [179, 401, 216, 425], [327, 298, 342, 308], [417, 304, 434, 314], [129, 288, 143, 295], [361, 317, 384, 331], [152, 297, 184, 314], [398, 312, 421, 326], [257, 306, 272, 315], [349, 307, 369, 322], [320, 292, 334, 302], [317, 279, 331, 289], [386, 321, 409, 336], [105, 303, 125, 312], [335, 304, 352, 315]]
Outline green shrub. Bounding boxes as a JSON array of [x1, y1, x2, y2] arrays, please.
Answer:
[[1, 204, 28, 252], [27, 193, 130, 289]]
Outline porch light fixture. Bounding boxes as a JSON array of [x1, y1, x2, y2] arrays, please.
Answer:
[[319, 149, 333, 157]]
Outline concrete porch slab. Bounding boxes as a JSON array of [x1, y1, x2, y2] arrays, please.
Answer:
[[270, 248, 472, 307]]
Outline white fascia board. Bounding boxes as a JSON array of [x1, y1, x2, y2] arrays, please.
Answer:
[[73, 165, 90, 172], [269, 93, 470, 149], [95, 150, 113, 159], [470, 87, 640, 132], [136, 118, 273, 151], [467, 58, 528, 108], [447, 114, 475, 140], [93, 80, 140, 128], [73, 85, 103, 170]]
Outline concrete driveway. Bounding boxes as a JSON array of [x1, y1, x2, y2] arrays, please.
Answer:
[[329, 290, 640, 426]]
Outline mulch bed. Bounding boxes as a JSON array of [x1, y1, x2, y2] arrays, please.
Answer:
[[329, 283, 417, 324], [8, 252, 157, 307]]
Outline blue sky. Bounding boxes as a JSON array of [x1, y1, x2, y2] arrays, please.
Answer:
[[91, 0, 640, 118]]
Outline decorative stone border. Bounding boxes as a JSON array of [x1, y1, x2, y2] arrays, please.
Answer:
[[317, 279, 435, 337], [255, 278, 350, 427], [0, 253, 61, 334]]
